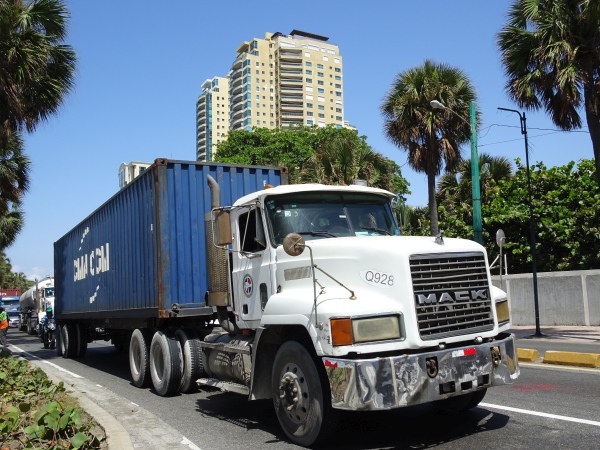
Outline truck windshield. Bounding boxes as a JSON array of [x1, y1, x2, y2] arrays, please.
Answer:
[[265, 192, 400, 246], [44, 288, 54, 298]]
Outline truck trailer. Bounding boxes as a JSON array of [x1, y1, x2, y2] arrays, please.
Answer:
[[54, 158, 519, 447]]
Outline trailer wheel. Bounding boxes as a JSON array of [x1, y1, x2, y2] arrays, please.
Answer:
[[27, 317, 37, 335], [56, 324, 63, 356], [435, 388, 487, 412], [150, 329, 183, 396], [129, 329, 152, 388], [74, 324, 88, 358], [18, 315, 26, 332], [271, 341, 338, 447], [61, 324, 77, 358], [174, 329, 204, 393]]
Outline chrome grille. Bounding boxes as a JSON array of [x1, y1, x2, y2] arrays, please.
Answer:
[[410, 252, 494, 340]]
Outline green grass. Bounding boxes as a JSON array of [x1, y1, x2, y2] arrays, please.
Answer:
[[0, 349, 106, 449]]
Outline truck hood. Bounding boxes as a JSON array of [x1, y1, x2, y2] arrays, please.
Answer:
[[266, 235, 498, 352]]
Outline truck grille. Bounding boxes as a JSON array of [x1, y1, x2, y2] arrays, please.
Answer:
[[410, 252, 494, 340]]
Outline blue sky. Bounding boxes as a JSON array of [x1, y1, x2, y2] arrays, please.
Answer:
[[6, 0, 593, 280]]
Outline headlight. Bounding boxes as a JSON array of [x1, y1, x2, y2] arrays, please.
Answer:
[[495, 300, 510, 324], [331, 315, 401, 346]]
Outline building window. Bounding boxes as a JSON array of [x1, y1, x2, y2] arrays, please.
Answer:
[[318, 88, 324, 94], [306, 78, 312, 83], [336, 116, 342, 121], [306, 86, 313, 92], [335, 68, 341, 72], [305, 52, 311, 57], [336, 108, 342, 113], [323, 56, 328, 61], [335, 91, 342, 96], [335, 76, 341, 80], [318, 81, 324, 85], [318, 72, 323, 77], [318, 96, 324, 102], [307, 111, 313, 116], [318, 105, 324, 110], [317, 64, 323, 69], [305, 61, 312, 66], [306, 94, 313, 100], [307, 103, 313, 108], [306, 69, 312, 75], [307, 119, 314, 125], [318, 113, 324, 118]]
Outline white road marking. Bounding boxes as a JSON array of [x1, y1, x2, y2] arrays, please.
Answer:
[[481, 402, 600, 427], [8, 345, 83, 378], [181, 436, 202, 450], [520, 362, 600, 374]]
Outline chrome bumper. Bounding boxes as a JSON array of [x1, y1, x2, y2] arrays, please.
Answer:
[[323, 333, 519, 411]]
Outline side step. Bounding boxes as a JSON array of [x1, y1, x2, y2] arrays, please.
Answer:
[[197, 378, 250, 395]]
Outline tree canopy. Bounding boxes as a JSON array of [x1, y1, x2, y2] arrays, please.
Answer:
[[214, 125, 410, 198], [497, 0, 600, 190]]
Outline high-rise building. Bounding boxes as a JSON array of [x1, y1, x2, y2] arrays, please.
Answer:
[[196, 30, 345, 162], [196, 76, 230, 161], [118, 161, 151, 189]]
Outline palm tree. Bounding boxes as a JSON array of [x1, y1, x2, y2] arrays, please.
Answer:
[[0, 0, 77, 146], [497, 0, 600, 191], [300, 132, 398, 191], [381, 60, 478, 236], [0, 133, 29, 250], [438, 153, 513, 217]]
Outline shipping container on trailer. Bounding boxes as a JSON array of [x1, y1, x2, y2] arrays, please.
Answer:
[[54, 158, 287, 324]]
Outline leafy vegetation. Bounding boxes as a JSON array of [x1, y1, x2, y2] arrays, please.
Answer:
[[0, 251, 32, 292], [435, 158, 600, 274], [497, 0, 600, 191], [215, 125, 410, 199], [0, 350, 105, 449]]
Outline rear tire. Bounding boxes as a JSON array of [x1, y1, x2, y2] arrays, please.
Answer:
[[174, 329, 203, 393], [435, 388, 487, 412], [272, 341, 338, 447], [27, 318, 36, 335], [18, 316, 26, 332], [43, 331, 50, 349], [74, 323, 88, 358], [56, 324, 63, 356], [150, 329, 183, 396], [61, 323, 77, 358], [129, 329, 152, 388]]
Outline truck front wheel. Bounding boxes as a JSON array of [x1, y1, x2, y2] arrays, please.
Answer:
[[271, 341, 338, 447], [435, 388, 487, 412]]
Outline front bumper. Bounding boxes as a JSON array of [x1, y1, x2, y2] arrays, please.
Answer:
[[323, 333, 519, 411]]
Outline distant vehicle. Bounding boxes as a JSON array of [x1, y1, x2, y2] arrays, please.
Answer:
[[5, 305, 19, 328], [19, 277, 55, 335], [0, 289, 22, 297], [0, 296, 20, 307]]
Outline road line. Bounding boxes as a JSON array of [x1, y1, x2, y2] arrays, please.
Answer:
[[8, 345, 83, 378], [181, 436, 202, 450], [519, 361, 600, 373], [480, 402, 600, 427]]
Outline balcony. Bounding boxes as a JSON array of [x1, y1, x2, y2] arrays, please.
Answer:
[[280, 94, 303, 102], [280, 103, 303, 110], [231, 91, 244, 104], [279, 60, 303, 68], [280, 110, 304, 117]]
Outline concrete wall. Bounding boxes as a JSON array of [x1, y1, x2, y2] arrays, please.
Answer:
[[492, 270, 600, 326]]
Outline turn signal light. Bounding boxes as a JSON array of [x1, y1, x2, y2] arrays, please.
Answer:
[[331, 318, 353, 346]]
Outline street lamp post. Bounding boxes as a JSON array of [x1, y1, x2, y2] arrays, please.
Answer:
[[430, 100, 483, 245], [498, 107, 542, 337]]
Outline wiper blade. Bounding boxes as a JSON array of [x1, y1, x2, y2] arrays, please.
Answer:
[[360, 226, 391, 235], [297, 230, 338, 238]]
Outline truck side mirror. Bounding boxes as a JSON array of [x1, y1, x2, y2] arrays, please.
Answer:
[[214, 210, 232, 246], [282, 233, 305, 256]]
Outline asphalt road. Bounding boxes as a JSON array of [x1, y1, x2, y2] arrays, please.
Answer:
[[6, 331, 600, 450]]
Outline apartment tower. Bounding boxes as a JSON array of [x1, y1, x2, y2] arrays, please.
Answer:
[[196, 76, 230, 161], [196, 30, 345, 161]]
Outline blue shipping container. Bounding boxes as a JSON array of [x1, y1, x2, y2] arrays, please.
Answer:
[[54, 159, 287, 319]]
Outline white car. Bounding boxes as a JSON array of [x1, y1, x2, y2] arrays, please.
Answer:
[[5, 306, 19, 328]]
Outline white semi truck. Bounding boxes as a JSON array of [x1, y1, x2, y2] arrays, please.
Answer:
[[19, 276, 55, 334], [54, 160, 519, 447]]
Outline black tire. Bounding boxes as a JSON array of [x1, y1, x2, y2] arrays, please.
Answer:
[[74, 323, 88, 358], [150, 329, 183, 396], [56, 324, 63, 356], [18, 315, 26, 332], [129, 329, 152, 388], [50, 332, 56, 350], [27, 318, 36, 335], [435, 388, 487, 412], [61, 323, 77, 358], [272, 341, 338, 447], [43, 332, 50, 349], [174, 329, 204, 393]]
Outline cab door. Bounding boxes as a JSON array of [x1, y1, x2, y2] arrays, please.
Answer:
[[231, 206, 274, 328]]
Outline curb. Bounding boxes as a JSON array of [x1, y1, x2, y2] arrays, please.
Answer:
[[517, 347, 600, 368]]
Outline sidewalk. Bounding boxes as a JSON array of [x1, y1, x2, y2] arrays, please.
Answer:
[[510, 325, 600, 368]]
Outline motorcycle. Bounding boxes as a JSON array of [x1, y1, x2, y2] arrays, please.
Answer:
[[40, 318, 57, 350]]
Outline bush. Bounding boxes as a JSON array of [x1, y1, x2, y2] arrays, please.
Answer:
[[0, 349, 106, 449]]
